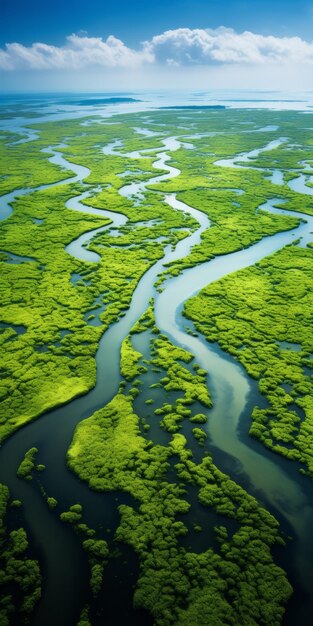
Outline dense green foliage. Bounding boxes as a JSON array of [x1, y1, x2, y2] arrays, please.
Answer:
[[69, 312, 292, 625], [17, 447, 38, 480], [77, 606, 91, 626], [0, 137, 69, 195], [0, 483, 41, 624], [60, 503, 109, 596]]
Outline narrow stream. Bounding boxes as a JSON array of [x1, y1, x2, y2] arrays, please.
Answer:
[[64, 189, 128, 262], [0, 130, 313, 625], [288, 171, 313, 195], [214, 137, 288, 169], [0, 144, 88, 223]]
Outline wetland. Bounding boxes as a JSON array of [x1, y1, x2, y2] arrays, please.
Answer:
[[0, 99, 312, 626]]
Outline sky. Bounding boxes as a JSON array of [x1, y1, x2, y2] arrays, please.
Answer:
[[1, 0, 313, 92]]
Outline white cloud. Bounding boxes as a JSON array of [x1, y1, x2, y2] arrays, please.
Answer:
[[145, 27, 313, 65], [1, 27, 313, 71], [0, 34, 152, 70]]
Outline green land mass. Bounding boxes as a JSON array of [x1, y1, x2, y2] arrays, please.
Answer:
[[185, 244, 313, 476], [0, 483, 41, 625], [68, 308, 292, 625], [0, 106, 312, 624]]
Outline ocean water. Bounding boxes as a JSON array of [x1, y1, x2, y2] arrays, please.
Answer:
[[0, 89, 313, 137]]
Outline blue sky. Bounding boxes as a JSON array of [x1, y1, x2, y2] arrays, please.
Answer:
[[2, 0, 313, 45], [1, 0, 313, 91]]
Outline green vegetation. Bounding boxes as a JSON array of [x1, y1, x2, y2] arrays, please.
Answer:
[[185, 244, 313, 476], [121, 336, 147, 380], [192, 427, 207, 444], [60, 503, 83, 524], [83, 539, 109, 596], [0, 136, 70, 195], [68, 312, 292, 625], [151, 335, 211, 404], [77, 606, 91, 626], [17, 447, 38, 480], [69, 394, 291, 625], [10, 499, 22, 508], [60, 503, 109, 596], [189, 413, 207, 424], [47, 497, 58, 510], [0, 483, 41, 624], [149, 333, 211, 434]]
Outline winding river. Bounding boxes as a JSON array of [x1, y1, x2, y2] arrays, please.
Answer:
[[0, 127, 313, 625]]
